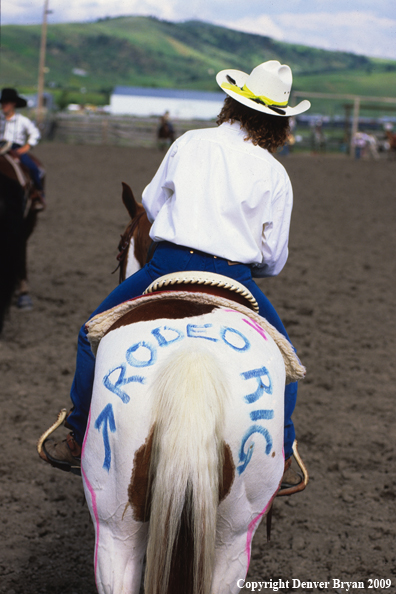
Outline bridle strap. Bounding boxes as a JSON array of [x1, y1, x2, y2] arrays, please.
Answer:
[[116, 211, 146, 264], [112, 211, 146, 278]]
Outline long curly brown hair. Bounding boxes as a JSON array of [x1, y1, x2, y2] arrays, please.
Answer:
[[216, 96, 290, 153]]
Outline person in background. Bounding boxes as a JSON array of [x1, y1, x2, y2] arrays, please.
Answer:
[[157, 110, 175, 150], [0, 88, 45, 210]]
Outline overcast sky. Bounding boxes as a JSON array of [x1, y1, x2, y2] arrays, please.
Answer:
[[2, 0, 396, 60]]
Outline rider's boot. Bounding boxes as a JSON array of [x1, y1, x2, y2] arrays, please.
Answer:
[[31, 190, 46, 211], [39, 432, 81, 475], [38, 410, 81, 475]]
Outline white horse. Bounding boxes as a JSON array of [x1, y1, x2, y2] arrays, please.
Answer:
[[80, 282, 304, 594], [78, 184, 305, 594]]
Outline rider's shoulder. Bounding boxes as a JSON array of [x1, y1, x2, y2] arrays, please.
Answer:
[[167, 127, 214, 156], [174, 125, 235, 153], [17, 112, 35, 124], [178, 126, 217, 143]]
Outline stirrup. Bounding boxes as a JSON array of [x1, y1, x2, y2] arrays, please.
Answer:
[[37, 409, 68, 457], [37, 409, 81, 476], [277, 440, 309, 497]]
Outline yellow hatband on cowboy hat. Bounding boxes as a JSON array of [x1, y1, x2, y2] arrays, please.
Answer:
[[216, 60, 310, 117]]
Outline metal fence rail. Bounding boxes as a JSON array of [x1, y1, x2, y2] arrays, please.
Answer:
[[51, 114, 216, 147], [48, 114, 392, 157]]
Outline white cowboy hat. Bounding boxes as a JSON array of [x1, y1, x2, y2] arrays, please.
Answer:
[[216, 60, 310, 117]]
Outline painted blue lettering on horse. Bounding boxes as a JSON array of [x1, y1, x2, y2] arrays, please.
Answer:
[[237, 425, 273, 475], [95, 403, 116, 472], [151, 326, 184, 347], [250, 409, 274, 421], [126, 341, 157, 367], [103, 364, 145, 404], [236, 365, 275, 473], [220, 326, 250, 352], [241, 366, 272, 404], [186, 323, 218, 341]]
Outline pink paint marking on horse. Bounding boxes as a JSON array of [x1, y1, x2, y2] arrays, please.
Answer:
[[245, 499, 273, 567], [242, 318, 268, 341], [81, 408, 100, 588], [245, 448, 286, 566], [223, 309, 268, 340]]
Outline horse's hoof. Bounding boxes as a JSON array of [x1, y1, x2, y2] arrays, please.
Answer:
[[17, 293, 33, 310]]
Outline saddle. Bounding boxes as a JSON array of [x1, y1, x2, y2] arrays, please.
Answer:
[[144, 271, 259, 313], [0, 151, 29, 187], [86, 271, 306, 384], [0, 141, 45, 184]]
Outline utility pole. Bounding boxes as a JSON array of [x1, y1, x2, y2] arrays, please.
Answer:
[[349, 97, 360, 157], [37, 0, 50, 128]]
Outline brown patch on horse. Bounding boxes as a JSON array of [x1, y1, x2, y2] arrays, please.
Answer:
[[128, 427, 154, 522], [106, 298, 216, 335], [219, 442, 235, 502], [129, 431, 234, 525]]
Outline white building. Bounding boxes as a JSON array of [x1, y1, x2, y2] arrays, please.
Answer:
[[110, 86, 225, 119]]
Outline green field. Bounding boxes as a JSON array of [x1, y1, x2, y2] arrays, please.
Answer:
[[2, 16, 395, 113]]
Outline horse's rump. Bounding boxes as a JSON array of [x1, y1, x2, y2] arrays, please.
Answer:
[[82, 303, 286, 594]]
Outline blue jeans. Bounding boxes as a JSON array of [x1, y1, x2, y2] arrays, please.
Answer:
[[68, 242, 298, 459], [12, 144, 43, 192]]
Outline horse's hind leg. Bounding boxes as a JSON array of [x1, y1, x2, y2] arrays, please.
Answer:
[[83, 462, 148, 593], [91, 515, 148, 594], [212, 509, 272, 594], [16, 209, 38, 309], [211, 457, 281, 594]]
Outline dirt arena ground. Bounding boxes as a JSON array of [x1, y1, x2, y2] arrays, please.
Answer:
[[0, 142, 395, 594]]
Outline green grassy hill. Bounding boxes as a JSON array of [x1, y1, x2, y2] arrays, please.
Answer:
[[2, 16, 396, 112]]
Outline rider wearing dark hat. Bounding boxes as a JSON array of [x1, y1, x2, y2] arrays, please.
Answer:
[[0, 88, 45, 210]]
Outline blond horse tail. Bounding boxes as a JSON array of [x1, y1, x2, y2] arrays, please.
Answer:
[[144, 344, 229, 594]]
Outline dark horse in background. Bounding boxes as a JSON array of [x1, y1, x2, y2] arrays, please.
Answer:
[[0, 143, 45, 333]]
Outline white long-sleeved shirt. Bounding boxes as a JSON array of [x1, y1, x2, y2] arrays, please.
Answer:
[[0, 113, 41, 147], [142, 121, 293, 277]]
